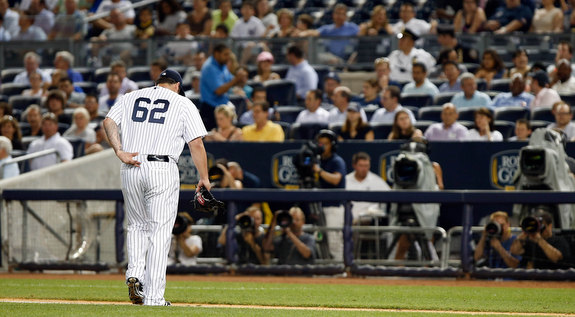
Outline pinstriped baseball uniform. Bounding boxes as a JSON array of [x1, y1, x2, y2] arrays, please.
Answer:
[[106, 85, 207, 306]]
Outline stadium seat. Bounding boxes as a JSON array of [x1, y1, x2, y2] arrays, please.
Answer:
[[493, 106, 529, 122], [364, 105, 378, 121], [458, 107, 485, 122], [328, 122, 343, 136], [65, 137, 86, 158], [418, 106, 443, 122], [93, 67, 110, 83], [188, 93, 201, 108], [74, 67, 94, 82], [274, 0, 299, 9], [75, 82, 98, 95], [264, 79, 297, 106], [489, 78, 511, 92], [403, 106, 419, 120], [313, 64, 332, 90], [58, 123, 70, 135], [400, 93, 433, 108], [414, 120, 435, 133], [476, 78, 488, 92], [276, 121, 291, 137], [0, 68, 24, 83], [430, 78, 447, 88], [370, 122, 393, 139], [229, 95, 248, 117], [19, 122, 31, 136], [8, 96, 41, 111], [275, 106, 304, 123], [493, 120, 515, 140], [433, 92, 456, 105], [271, 64, 289, 79], [530, 107, 554, 122], [289, 122, 328, 140], [458, 120, 475, 130], [461, 63, 480, 74], [127, 66, 151, 82], [0, 83, 29, 96], [560, 93, 575, 107], [529, 120, 551, 131], [136, 80, 154, 89]]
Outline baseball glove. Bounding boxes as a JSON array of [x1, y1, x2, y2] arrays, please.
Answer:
[[193, 187, 224, 216]]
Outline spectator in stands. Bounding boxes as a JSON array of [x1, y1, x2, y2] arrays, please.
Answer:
[[263, 207, 316, 265], [451, 73, 492, 109], [183, 52, 207, 81], [96, 0, 135, 24], [85, 121, 110, 154], [204, 104, 243, 142], [84, 93, 105, 126], [98, 73, 122, 114], [155, 0, 186, 37], [529, 70, 561, 110], [551, 59, 575, 94], [49, 0, 86, 40], [432, 49, 469, 78], [0, 135, 19, 179], [14, 52, 51, 85], [134, 6, 155, 41], [322, 71, 341, 106], [22, 104, 42, 137], [345, 152, 390, 222], [484, 0, 534, 34], [0, 0, 19, 37], [391, 1, 433, 35], [547, 41, 574, 82], [358, 5, 392, 36], [294, 89, 329, 125], [299, 4, 359, 65], [239, 85, 272, 125], [374, 57, 400, 92], [491, 73, 534, 108], [269, 8, 295, 38], [505, 49, 530, 79], [548, 102, 575, 140], [0, 14, 11, 41], [28, 0, 53, 36], [508, 118, 532, 141], [218, 206, 266, 264], [338, 103, 374, 141], [388, 110, 422, 140], [439, 61, 462, 93], [45, 89, 72, 125], [475, 49, 505, 85], [511, 210, 572, 269], [328, 87, 368, 124], [467, 107, 503, 141], [370, 86, 416, 124], [211, 0, 237, 34], [242, 101, 284, 142], [168, 213, 202, 266], [255, 0, 277, 36], [424, 103, 468, 141], [530, 0, 563, 33], [231, 1, 265, 65], [186, 71, 201, 96], [387, 28, 436, 83], [100, 61, 138, 97], [91, 9, 136, 67], [162, 22, 199, 66], [294, 13, 313, 36], [436, 24, 478, 64], [54, 50, 83, 83], [58, 77, 85, 108], [63, 107, 96, 147], [231, 65, 253, 99], [0, 115, 22, 150], [226, 51, 239, 75], [28, 112, 73, 170], [149, 59, 168, 82], [474, 211, 520, 268], [285, 44, 318, 102], [253, 51, 280, 83], [200, 43, 248, 131], [402, 62, 439, 97], [22, 71, 45, 97], [186, 0, 212, 37], [356, 78, 382, 108], [454, 0, 486, 34]]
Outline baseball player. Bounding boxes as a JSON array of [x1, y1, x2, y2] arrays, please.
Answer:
[[103, 69, 210, 306]]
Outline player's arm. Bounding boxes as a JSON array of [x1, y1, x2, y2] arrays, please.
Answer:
[[103, 117, 141, 167], [188, 137, 211, 191]]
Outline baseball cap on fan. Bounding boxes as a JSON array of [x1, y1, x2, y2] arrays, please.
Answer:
[[158, 69, 186, 96]]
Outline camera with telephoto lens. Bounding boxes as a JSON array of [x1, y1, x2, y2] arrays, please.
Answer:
[[484, 221, 502, 239], [393, 141, 429, 188], [172, 215, 190, 235], [521, 216, 546, 234], [208, 165, 224, 188], [276, 210, 293, 229], [237, 215, 255, 233], [293, 141, 324, 188]]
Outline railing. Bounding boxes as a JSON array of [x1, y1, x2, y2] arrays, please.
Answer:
[[0, 149, 58, 179]]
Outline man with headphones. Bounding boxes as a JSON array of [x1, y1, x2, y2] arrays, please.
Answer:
[[312, 129, 347, 261]]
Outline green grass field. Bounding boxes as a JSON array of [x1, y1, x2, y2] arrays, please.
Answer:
[[0, 278, 574, 316]]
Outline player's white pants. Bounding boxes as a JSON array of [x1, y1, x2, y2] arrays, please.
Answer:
[[122, 157, 179, 306], [323, 205, 344, 262]]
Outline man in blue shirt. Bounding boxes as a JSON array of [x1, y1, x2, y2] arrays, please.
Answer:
[[484, 0, 533, 34], [450, 73, 492, 109], [200, 43, 248, 130], [491, 73, 534, 108]]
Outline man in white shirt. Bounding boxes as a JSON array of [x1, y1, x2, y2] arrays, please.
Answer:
[[391, 2, 432, 36], [547, 102, 575, 140], [387, 28, 436, 83], [345, 152, 390, 222], [99, 60, 138, 97], [28, 112, 73, 170], [551, 59, 575, 95], [327, 86, 367, 123], [13, 51, 52, 85], [530, 70, 561, 110], [295, 89, 330, 124], [424, 103, 468, 141], [0, 0, 19, 37], [231, 1, 265, 64], [370, 86, 416, 124]]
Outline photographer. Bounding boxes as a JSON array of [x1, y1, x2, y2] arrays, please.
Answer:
[[263, 207, 316, 265], [312, 129, 346, 261], [510, 211, 572, 269], [217, 206, 266, 264], [167, 213, 202, 266], [474, 211, 520, 268]]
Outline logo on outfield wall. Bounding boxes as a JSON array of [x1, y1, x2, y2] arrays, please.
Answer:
[[379, 150, 400, 187], [178, 152, 215, 189], [271, 150, 301, 189], [490, 150, 520, 190]]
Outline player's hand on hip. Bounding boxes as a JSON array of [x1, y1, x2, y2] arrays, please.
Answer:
[[197, 177, 211, 192], [117, 151, 141, 167]]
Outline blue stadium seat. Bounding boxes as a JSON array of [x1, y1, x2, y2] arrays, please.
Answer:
[[65, 137, 86, 158], [476, 78, 488, 91], [458, 120, 475, 130], [328, 122, 343, 136], [229, 95, 248, 117], [264, 79, 297, 106], [271, 64, 289, 79], [414, 120, 435, 134], [8, 96, 41, 111], [313, 64, 332, 90], [530, 107, 554, 122], [418, 106, 443, 122], [430, 78, 447, 88], [58, 123, 70, 135], [137, 80, 154, 89], [128, 66, 152, 82], [560, 93, 575, 107], [493, 120, 515, 140], [0, 83, 29, 96], [489, 78, 511, 92], [370, 122, 393, 139], [289, 122, 328, 140], [433, 92, 456, 105], [75, 81, 98, 95], [458, 107, 485, 122], [461, 63, 480, 74], [274, 0, 299, 9], [403, 106, 419, 120], [529, 120, 551, 131], [1, 68, 24, 83], [93, 67, 110, 83], [364, 105, 378, 121], [400, 93, 433, 108], [275, 106, 304, 123], [493, 106, 529, 122], [276, 121, 291, 137], [74, 67, 94, 82]]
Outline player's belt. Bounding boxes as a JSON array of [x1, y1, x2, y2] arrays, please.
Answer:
[[147, 155, 170, 162]]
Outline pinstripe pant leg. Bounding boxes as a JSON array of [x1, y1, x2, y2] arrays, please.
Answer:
[[143, 162, 179, 306], [122, 164, 150, 283]]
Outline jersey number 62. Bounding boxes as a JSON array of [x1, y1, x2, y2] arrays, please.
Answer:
[[131, 97, 170, 124]]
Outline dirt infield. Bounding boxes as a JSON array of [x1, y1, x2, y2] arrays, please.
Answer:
[[1, 272, 575, 289]]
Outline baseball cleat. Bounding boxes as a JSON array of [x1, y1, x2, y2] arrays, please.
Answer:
[[164, 301, 171, 306], [126, 277, 144, 305]]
